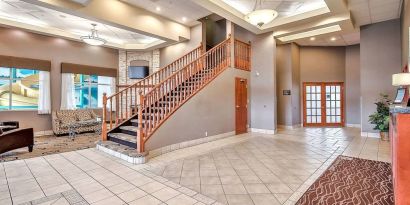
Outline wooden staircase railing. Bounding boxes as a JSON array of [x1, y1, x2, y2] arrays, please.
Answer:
[[234, 39, 251, 71], [102, 45, 203, 140], [136, 38, 231, 152]]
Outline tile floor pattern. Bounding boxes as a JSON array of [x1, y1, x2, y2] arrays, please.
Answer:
[[0, 128, 390, 205]]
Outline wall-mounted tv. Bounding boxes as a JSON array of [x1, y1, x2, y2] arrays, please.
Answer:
[[128, 66, 149, 79]]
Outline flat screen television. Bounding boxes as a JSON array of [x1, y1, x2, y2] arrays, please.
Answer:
[[128, 66, 149, 79]]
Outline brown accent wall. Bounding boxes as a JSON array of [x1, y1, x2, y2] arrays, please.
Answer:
[[0, 27, 118, 132]]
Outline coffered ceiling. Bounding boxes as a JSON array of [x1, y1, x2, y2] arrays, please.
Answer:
[[121, 0, 212, 26], [0, 0, 164, 49]]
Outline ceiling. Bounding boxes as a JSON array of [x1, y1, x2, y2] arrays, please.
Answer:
[[0, 0, 165, 49], [220, 0, 328, 18], [193, 0, 403, 46], [348, 0, 402, 27], [122, 0, 212, 26]]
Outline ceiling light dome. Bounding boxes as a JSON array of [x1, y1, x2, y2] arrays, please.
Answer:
[[81, 23, 107, 46], [245, 0, 278, 27], [245, 9, 278, 27]]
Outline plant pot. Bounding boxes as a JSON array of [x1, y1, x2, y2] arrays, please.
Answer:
[[380, 131, 389, 141]]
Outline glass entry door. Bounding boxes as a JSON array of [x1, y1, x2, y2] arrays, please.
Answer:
[[303, 82, 344, 127]]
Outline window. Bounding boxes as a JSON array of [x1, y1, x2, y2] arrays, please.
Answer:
[[74, 74, 112, 109], [0, 67, 39, 110]]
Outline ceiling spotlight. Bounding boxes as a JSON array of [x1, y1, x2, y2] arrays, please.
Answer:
[[310, 37, 316, 41], [156, 6, 161, 11], [80, 23, 107, 46], [182, 17, 187, 22], [330, 37, 337, 41]]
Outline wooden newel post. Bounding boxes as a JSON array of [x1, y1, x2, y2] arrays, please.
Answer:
[[137, 90, 144, 153], [102, 93, 108, 141]]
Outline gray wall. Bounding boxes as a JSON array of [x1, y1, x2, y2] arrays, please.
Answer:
[[291, 44, 301, 125], [159, 24, 203, 67], [360, 19, 402, 132], [145, 68, 250, 151], [250, 32, 277, 131], [276, 44, 293, 126], [345, 45, 361, 125], [0, 27, 119, 132], [402, 0, 410, 67], [205, 19, 226, 47]]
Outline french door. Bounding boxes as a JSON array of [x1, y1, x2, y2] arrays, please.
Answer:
[[303, 82, 345, 127]]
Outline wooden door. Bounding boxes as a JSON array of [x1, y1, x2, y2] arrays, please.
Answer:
[[235, 78, 248, 134], [303, 82, 345, 127]]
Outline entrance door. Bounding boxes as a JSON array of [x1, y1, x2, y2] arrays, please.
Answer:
[[235, 78, 248, 134], [303, 82, 344, 127]]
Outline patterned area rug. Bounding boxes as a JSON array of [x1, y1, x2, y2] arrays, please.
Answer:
[[0, 133, 99, 162], [296, 156, 394, 205]]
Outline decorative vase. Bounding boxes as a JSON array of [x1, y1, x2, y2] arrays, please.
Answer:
[[380, 131, 389, 141]]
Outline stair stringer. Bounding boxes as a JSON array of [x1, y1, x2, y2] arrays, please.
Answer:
[[144, 67, 250, 152]]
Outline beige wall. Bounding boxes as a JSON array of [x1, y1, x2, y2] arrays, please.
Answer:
[[300, 46, 346, 83], [159, 24, 202, 68], [145, 68, 250, 151], [0, 27, 119, 132], [360, 19, 402, 132], [345, 45, 361, 125], [402, 0, 410, 67]]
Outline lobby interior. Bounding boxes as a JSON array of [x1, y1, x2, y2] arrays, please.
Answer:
[[0, 0, 409, 205]]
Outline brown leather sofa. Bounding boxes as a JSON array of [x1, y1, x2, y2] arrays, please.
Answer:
[[0, 122, 34, 154]]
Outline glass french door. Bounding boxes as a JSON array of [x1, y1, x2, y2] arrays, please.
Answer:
[[303, 82, 344, 127]]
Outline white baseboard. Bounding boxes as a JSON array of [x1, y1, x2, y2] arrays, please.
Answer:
[[361, 132, 380, 138], [346, 124, 361, 128], [34, 130, 53, 137], [148, 131, 235, 158], [248, 128, 276, 134], [277, 124, 302, 130]]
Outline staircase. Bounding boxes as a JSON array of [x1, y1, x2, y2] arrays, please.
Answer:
[[102, 37, 249, 154]]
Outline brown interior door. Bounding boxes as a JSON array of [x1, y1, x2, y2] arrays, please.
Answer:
[[235, 78, 248, 134], [303, 82, 345, 127]]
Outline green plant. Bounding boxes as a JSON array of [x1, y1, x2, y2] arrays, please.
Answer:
[[369, 94, 391, 132]]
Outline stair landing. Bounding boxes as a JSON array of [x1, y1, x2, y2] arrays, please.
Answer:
[[96, 141, 147, 164]]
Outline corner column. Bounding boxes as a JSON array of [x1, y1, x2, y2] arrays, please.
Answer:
[[226, 20, 235, 67]]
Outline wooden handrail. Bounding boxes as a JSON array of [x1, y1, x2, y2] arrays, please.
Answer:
[[234, 39, 251, 71], [137, 38, 231, 152], [102, 44, 203, 140]]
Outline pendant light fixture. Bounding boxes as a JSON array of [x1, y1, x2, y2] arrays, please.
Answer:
[[245, 0, 278, 27], [81, 23, 107, 46]]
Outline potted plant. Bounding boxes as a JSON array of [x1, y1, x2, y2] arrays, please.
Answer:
[[369, 94, 391, 141]]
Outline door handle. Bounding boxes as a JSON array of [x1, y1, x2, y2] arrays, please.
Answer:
[[236, 105, 240, 108]]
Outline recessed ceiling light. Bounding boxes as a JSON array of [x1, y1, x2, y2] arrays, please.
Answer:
[[277, 25, 341, 42], [156, 6, 161, 11], [182, 17, 187, 22], [330, 37, 337, 41], [310, 37, 316, 41]]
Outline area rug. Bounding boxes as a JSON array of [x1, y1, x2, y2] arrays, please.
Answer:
[[0, 133, 99, 162], [296, 155, 394, 205]]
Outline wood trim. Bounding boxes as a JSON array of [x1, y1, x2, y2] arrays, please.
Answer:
[[0, 55, 51, 71], [61, 62, 117, 77], [302, 82, 345, 127], [235, 77, 248, 135]]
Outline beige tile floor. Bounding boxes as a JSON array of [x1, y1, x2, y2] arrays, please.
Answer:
[[0, 127, 390, 205]]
